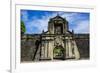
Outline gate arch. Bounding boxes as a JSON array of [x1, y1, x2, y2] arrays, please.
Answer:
[[53, 45, 65, 60]]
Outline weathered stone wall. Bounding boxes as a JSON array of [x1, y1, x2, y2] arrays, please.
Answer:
[[21, 34, 89, 62], [74, 34, 89, 59], [75, 39, 89, 59], [21, 34, 40, 62], [21, 39, 35, 61]]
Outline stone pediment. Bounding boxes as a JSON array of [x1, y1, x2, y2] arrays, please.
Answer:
[[52, 15, 64, 20]]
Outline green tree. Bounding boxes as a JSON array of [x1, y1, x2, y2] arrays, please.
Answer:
[[21, 21, 26, 34]]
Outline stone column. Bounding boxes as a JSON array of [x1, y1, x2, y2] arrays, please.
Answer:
[[68, 39, 73, 58], [65, 40, 69, 58], [64, 23, 66, 33], [50, 41, 54, 60], [44, 41, 47, 58], [41, 42, 45, 59], [73, 41, 80, 59], [46, 41, 48, 58], [48, 41, 51, 58], [50, 23, 54, 34], [47, 40, 53, 60]]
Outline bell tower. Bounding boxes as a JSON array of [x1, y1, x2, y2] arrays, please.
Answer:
[[40, 14, 80, 60], [48, 14, 69, 34]]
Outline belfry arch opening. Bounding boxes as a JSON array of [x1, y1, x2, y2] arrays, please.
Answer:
[[54, 23, 63, 34]]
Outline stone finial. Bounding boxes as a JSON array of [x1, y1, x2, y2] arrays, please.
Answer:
[[57, 13, 59, 16], [72, 29, 74, 34], [42, 30, 44, 33]]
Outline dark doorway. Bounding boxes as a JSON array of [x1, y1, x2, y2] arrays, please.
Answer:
[[53, 45, 65, 60], [54, 24, 63, 34]]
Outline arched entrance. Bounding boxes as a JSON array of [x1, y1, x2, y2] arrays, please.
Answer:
[[53, 45, 65, 60]]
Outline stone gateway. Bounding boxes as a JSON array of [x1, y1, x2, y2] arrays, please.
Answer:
[[21, 15, 89, 62], [39, 15, 80, 60]]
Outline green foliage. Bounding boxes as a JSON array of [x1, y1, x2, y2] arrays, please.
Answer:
[[53, 47, 64, 56], [54, 48, 60, 53], [21, 21, 26, 34]]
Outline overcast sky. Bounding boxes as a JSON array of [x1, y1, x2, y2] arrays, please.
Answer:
[[21, 9, 90, 34]]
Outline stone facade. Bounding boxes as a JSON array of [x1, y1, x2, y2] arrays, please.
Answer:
[[40, 15, 80, 60], [21, 15, 89, 62]]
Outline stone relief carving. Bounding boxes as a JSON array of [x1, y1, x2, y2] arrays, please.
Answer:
[[54, 35, 64, 47]]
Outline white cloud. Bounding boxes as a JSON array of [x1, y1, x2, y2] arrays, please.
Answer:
[[21, 10, 28, 22], [74, 20, 89, 33], [21, 11, 89, 34], [59, 12, 89, 33], [25, 13, 58, 34]]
